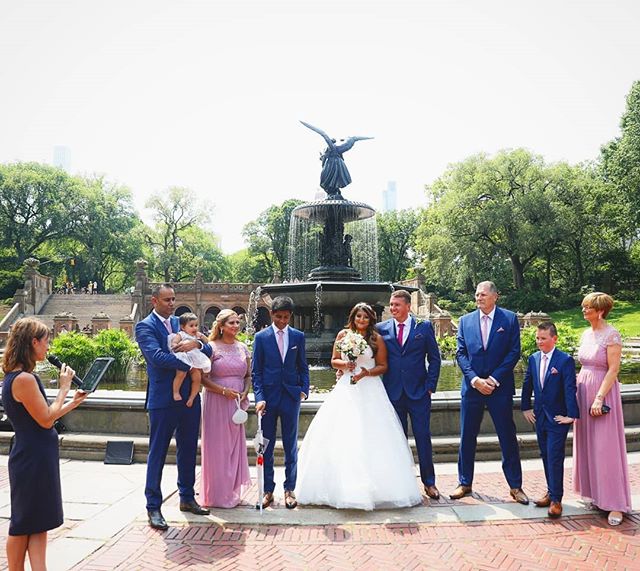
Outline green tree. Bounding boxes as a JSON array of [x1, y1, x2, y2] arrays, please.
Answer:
[[420, 149, 554, 290], [242, 199, 304, 281], [377, 209, 421, 282], [0, 162, 85, 264], [144, 187, 211, 281]]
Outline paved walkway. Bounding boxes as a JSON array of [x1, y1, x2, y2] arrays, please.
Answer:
[[0, 454, 638, 570]]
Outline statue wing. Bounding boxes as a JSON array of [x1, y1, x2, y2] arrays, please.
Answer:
[[348, 136, 374, 142], [300, 120, 333, 146]]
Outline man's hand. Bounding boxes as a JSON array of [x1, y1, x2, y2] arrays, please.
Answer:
[[300, 392, 306, 401], [174, 339, 200, 352], [523, 409, 536, 424], [554, 415, 574, 425], [475, 377, 496, 395], [255, 401, 266, 415]]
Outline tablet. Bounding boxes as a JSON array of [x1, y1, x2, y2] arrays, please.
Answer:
[[79, 357, 114, 392]]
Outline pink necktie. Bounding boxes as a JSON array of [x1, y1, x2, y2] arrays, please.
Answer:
[[164, 319, 172, 335], [540, 354, 548, 389], [397, 323, 405, 346], [277, 329, 285, 361], [481, 315, 489, 349]]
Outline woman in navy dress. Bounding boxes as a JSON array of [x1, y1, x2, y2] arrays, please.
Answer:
[[1, 317, 86, 570]]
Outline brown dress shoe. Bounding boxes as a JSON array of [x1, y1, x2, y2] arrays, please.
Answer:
[[510, 488, 530, 505], [425, 485, 440, 500], [449, 484, 472, 500], [534, 493, 551, 508], [284, 490, 298, 509], [258, 492, 274, 510], [548, 501, 562, 518]]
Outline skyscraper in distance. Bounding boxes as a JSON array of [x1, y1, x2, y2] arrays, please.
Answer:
[[53, 146, 71, 172], [382, 180, 397, 212]]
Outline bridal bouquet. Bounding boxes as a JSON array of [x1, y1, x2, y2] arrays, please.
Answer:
[[337, 331, 368, 384]]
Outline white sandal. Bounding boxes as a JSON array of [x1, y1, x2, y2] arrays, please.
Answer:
[[608, 511, 623, 526]]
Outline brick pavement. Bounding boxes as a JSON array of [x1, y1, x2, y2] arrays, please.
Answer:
[[1, 462, 638, 570]]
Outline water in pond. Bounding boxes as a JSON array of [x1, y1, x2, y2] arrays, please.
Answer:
[[35, 361, 640, 393]]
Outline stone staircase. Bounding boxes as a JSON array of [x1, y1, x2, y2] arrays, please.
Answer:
[[37, 293, 133, 329]]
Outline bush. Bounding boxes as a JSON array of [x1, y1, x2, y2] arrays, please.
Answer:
[[0, 268, 23, 300], [501, 289, 559, 313], [615, 289, 640, 302], [93, 329, 140, 383], [437, 334, 457, 360], [520, 324, 580, 365], [49, 332, 97, 377]]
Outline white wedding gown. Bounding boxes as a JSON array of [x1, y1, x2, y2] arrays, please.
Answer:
[[296, 347, 422, 510]]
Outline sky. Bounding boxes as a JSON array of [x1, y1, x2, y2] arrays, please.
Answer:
[[1, 0, 639, 253]]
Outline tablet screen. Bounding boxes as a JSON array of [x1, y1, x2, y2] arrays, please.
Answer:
[[80, 357, 114, 392]]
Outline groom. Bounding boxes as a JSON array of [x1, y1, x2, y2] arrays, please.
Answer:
[[377, 289, 442, 499], [252, 296, 310, 509]]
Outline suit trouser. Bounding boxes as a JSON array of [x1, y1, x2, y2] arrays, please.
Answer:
[[458, 389, 522, 488], [392, 392, 435, 487], [145, 400, 201, 510], [262, 395, 301, 493], [536, 416, 569, 502]]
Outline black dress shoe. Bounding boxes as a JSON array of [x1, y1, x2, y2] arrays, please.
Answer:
[[179, 500, 210, 515], [425, 485, 440, 500], [148, 509, 168, 530]]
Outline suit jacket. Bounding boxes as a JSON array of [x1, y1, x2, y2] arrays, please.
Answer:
[[456, 307, 521, 397], [377, 318, 441, 400], [521, 349, 579, 424], [251, 326, 310, 407], [136, 312, 213, 410]]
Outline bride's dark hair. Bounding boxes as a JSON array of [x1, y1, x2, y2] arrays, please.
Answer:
[[345, 303, 378, 355]]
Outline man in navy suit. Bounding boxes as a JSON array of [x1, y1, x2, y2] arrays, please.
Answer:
[[136, 284, 212, 530], [521, 321, 579, 517], [451, 281, 529, 504], [252, 296, 310, 509], [376, 290, 442, 499]]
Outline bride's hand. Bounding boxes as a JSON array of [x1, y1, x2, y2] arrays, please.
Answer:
[[352, 367, 369, 382], [345, 361, 356, 372]]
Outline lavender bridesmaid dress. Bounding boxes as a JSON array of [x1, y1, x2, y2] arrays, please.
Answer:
[[200, 341, 251, 508], [572, 325, 632, 512]]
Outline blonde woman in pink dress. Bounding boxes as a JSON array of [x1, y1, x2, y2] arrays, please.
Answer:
[[572, 292, 631, 526], [200, 310, 251, 508]]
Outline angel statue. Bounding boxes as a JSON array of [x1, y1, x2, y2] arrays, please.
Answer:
[[300, 121, 373, 200]]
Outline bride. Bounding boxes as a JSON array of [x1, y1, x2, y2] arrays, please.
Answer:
[[296, 303, 422, 510]]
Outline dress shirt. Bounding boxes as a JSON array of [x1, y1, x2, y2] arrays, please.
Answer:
[[471, 307, 499, 389], [271, 323, 290, 356], [539, 348, 555, 387], [393, 316, 413, 347]]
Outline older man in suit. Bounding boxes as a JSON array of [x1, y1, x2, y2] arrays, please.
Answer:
[[136, 284, 212, 530], [451, 281, 528, 504]]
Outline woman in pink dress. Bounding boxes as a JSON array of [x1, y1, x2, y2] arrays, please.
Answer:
[[572, 292, 631, 526], [200, 310, 251, 507]]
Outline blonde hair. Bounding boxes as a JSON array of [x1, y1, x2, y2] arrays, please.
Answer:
[[2, 317, 49, 373], [209, 309, 239, 340], [582, 292, 614, 319]]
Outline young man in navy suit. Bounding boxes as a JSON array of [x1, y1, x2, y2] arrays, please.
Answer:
[[521, 321, 579, 518], [376, 290, 441, 499], [452, 281, 528, 504], [136, 284, 212, 530], [252, 296, 310, 509]]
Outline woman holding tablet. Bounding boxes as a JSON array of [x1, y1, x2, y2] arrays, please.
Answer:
[[1, 317, 87, 570]]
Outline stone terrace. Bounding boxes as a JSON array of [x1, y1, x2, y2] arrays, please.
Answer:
[[36, 293, 133, 330]]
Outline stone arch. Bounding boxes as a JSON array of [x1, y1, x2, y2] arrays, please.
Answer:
[[204, 305, 221, 329], [175, 305, 193, 317]]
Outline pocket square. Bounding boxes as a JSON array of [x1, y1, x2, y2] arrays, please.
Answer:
[[550, 367, 558, 374], [497, 327, 505, 332], [415, 333, 424, 339], [290, 346, 298, 350]]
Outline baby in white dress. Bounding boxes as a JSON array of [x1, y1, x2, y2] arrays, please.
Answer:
[[168, 313, 211, 407]]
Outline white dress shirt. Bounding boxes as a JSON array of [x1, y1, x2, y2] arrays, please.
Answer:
[[272, 323, 290, 356], [394, 316, 413, 347]]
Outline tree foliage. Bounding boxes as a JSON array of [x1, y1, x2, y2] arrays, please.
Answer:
[[377, 209, 421, 282]]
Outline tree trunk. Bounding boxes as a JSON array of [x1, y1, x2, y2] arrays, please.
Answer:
[[510, 255, 526, 289]]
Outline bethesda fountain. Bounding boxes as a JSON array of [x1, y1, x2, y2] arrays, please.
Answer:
[[249, 121, 415, 359]]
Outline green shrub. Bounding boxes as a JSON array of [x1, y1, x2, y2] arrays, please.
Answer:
[[49, 332, 97, 377], [437, 334, 457, 360], [94, 329, 140, 383], [520, 323, 580, 365]]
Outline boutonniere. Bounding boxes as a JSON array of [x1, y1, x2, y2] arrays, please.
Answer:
[[550, 367, 559, 374], [496, 327, 505, 333], [414, 316, 426, 325]]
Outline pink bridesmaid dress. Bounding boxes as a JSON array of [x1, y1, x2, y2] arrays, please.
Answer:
[[200, 341, 251, 508], [572, 325, 632, 512]]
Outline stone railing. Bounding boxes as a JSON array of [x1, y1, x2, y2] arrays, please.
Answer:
[[0, 303, 21, 346]]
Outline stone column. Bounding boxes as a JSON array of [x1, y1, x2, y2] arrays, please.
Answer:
[[119, 317, 135, 338], [91, 312, 111, 334], [53, 313, 78, 338]]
